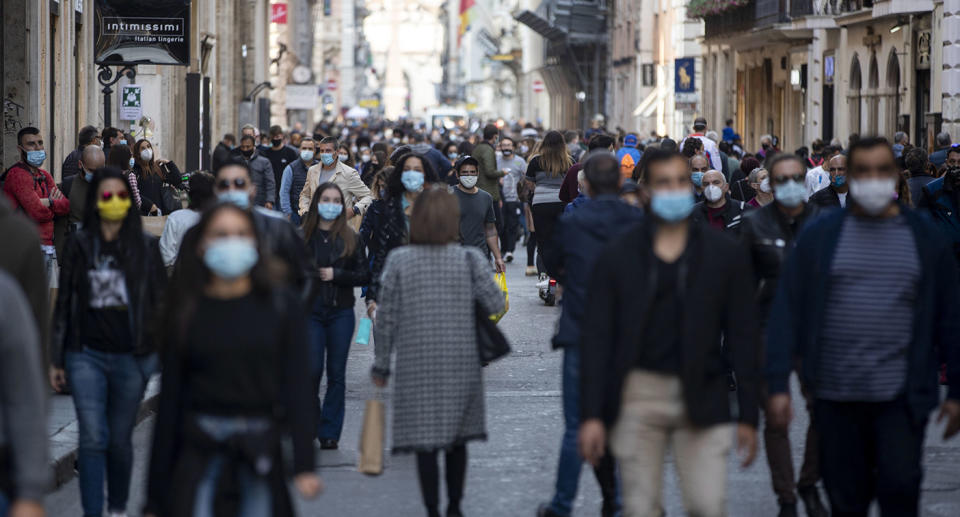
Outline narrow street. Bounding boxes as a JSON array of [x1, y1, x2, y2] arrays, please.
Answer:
[[44, 245, 960, 516]]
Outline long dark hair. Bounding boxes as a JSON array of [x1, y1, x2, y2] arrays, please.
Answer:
[[301, 182, 358, 258], [134, 139, 162, 178], [537, 130, 573, 177], [160, 203, 272, 349], [384, 153, 439, 200]]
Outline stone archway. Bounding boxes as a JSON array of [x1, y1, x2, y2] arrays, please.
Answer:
[[885, 50, 901, 136], [866, 53, 880, 135], [849, 54, 862, 137]]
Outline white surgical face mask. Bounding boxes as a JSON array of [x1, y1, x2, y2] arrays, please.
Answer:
[[849, 177, 896, 215], [759, 177, 771, 193], [704, 184, 724, 202], [140, 148, 153, 161], [459, 175, 478, 189]]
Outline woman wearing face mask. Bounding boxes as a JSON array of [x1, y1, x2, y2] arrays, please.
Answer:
[[145, 203, 321, 517], [361, 150, 387, 186], [337, 143, 355, 169], [444, 141, 459, 165], [747, 168, 774, 207], [50, 167, 166, 517], [301, 183, 370, 450], [372, 187, 505, 517], [359, 153, 439, 318], [106, 144, 143, 210], [133, 138, 183, 216]]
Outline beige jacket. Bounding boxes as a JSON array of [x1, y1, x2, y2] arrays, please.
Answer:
[[298, 161, 373, 217]]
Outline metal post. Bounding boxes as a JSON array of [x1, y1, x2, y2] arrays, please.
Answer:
[[97, 65, 137, 128]]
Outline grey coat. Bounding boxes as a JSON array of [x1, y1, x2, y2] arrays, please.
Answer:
[[373, 244, 505, 453]]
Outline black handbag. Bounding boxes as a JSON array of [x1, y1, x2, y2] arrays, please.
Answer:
[[476, 303, 510, 364]]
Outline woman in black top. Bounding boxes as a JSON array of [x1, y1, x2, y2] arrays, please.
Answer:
[[133, 138, 182, 215], [359, 153, 439, 315], [145, 203, 321, 517], [302, 182, 370, 449], [50, 167, 166, 517]]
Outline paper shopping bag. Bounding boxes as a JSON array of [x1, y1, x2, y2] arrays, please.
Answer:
[[358, 398, 385, 475], [141, 215, 167, 237]]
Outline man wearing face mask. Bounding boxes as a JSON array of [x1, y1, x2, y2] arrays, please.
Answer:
[[62, 125, 101, 184], [2, 127, 70, 276], [298, 137, 372, 221], [101, 127, 124, 157], [578, 148, 760, 516], [691, 169, 752, 235], [68, 145, 106, 228], [767, 137, 960, 517], [689, 154, 710, 200], [739, 155, 827, 517], [261, 125, 299, 207], [280, 137, 318, 225], [804, 146, 840, 201], [809, 153, 848, 210], [179, 160, 308, 286], [498, 137, 528, 261], [453, 156, 506, 273], [236, 134, 276, 209]]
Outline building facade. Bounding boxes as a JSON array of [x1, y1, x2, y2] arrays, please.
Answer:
[[701, 0, 947, 153], [2, 0, 271, 177]]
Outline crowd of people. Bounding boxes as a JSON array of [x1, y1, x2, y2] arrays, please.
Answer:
[[1, 114, 959, 517]]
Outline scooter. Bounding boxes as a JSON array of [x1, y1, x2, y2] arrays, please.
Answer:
[[538, 275, 557, 306]]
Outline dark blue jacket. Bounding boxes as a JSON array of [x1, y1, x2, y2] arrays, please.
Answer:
[[920, 176, 960, 265], [766, 208, 960, 424], [544, 195, 643, 349]]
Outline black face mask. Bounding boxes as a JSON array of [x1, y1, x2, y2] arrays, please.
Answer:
[[241, 148, 254, 158], [272, 138, 282, 147]]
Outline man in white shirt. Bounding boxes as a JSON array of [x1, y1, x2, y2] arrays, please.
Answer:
[[159, 172, 215, 267], [804, 146, 840, 201], [680, 117, 723, 171]]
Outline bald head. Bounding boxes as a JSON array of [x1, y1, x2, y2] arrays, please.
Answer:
[[703, 170, 726, 186], [827, 154, 847, 186], [80, 145, 105, 172]]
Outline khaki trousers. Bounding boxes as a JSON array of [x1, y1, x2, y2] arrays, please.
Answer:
[[612, 370, 734, 517]]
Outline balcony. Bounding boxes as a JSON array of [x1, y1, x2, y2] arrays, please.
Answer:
[[703, 0, 820, 39]]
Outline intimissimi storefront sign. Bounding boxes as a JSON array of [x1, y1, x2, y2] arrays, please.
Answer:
[[95, 0, 191, 65]]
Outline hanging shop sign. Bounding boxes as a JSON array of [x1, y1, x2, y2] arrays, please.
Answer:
[[94, 0, 191, 66]]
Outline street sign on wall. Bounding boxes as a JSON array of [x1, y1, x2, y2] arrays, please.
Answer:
[[674, 58, 695, 94], [94, 0, 191, 66], [271, 3, 288, 24], [532, 80, 544, 93], [326, 79, 338, 92], [119, 84, 143, 120]]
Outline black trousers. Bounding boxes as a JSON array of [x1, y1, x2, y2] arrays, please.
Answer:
[[416, 446, 467, 517], [531, 202, 565, 275], [501, 201, 521, 254], [815, 398, 926, 517]]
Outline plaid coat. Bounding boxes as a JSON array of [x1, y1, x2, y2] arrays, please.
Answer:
[[373, 244, 505, 452]]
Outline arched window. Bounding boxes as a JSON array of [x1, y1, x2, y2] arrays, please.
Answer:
[[849, 54, 862, 136], [867, 53, 880, 135], [886, 50, 901, 136]]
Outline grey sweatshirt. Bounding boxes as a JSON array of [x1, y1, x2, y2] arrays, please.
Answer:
[[0, 270, 49, 501]]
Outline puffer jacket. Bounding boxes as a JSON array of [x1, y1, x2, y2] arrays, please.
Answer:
[[51, 228, 166, 367], [739, 202, 820, 326]]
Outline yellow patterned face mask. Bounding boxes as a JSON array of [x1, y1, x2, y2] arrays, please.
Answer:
[[97, 195, 132, 221]]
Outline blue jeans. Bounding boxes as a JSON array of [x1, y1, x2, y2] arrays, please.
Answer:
[[0, 491, 8, 517], [308, 302, 356, 441], [550, 346, 622, 516], [193, 414, 273, 517], [65, 348, 157, 517]]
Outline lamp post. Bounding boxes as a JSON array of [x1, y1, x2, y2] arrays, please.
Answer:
[[97, 64, 137, 128]]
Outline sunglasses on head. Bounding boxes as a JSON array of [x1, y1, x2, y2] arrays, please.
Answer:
[[772, 174, 806, 185], [217, 178, 248, 190], [101, 191, 130, 201]]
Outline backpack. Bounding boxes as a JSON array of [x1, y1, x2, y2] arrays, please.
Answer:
[[619, 152, 636, 180]]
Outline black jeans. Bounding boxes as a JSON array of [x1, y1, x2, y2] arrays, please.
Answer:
[[531, 202, 565, 275], [501, 201, 521, 254], [815, 398, 926, 517]]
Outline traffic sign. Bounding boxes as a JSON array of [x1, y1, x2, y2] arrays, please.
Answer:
[[326, 78, 338, 91], [271, 3, 288, 24], [532, 80, 544, 93]]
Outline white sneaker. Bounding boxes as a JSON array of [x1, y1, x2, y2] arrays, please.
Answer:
[[108, 512, 128, 517], [536, 274, 550, 289]]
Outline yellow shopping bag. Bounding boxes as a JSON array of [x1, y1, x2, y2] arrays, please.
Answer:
[[489, 272, 509, 323]]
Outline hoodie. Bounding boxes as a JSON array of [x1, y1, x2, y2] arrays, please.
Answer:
[[544, 195, 643, 348]]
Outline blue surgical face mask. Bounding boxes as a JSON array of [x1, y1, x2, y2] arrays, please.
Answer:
[[84, 170, 94, 183], [691, 171, 705, 188], [774, 179, 805, 208], [217, 190, 250, 209], [401, 170, 425, 192], [650, 189, 695, 222], [320, 153, 335, 166], [448, 152, 458, 160], [24, 149, 46, 167], [832, 174, 846, 187], [317, 202, 343, 220], [204, 237, 259, 280], [129, 157, 136, 168], [118, 139, 127, 146], [300, 150, 315, 162]]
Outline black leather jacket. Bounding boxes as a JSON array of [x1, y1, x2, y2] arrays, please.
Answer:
[[306, 231, 370, 309], [51, 228, 167, 367], [692, 196, 752, 235], [739, 202, 820, 325]]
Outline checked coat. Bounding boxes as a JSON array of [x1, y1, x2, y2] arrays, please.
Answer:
[[373, 244, 505, 453]]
